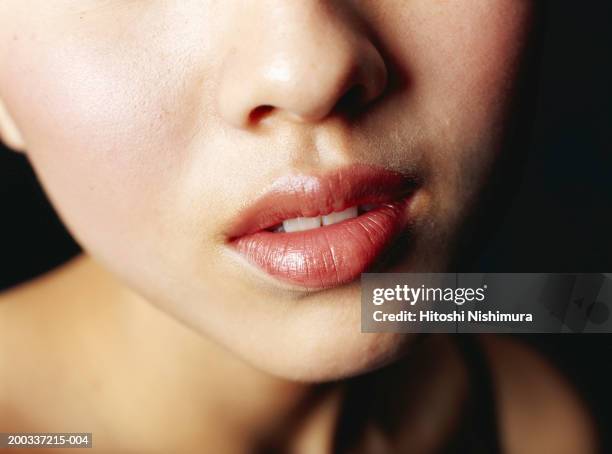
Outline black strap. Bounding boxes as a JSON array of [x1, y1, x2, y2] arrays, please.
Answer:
[[442, 335, 503, 454]]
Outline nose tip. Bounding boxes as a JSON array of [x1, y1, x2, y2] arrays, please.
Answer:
[[217, 10, 388, 129]]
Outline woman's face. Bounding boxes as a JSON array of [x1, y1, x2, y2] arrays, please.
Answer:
[[0, 1, 536, 380]]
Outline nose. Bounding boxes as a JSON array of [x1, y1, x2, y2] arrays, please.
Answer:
[[217, 2, 388, 128]]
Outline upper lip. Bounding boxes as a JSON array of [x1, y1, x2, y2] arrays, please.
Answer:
[[226, 164, 419, 239]]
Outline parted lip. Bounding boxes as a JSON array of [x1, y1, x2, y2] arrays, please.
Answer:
[[226, 164, 419, 240]]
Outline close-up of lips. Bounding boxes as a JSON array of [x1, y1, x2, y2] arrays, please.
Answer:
[[1, 1, 611, 453], [228, 165, 420, 289]]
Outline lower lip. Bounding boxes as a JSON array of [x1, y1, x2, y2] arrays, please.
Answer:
[[232, 199, 411, 289]]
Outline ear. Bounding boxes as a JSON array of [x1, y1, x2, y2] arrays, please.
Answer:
[[0, 98, 26, 152]]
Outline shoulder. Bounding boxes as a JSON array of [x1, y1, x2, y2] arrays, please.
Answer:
[[0, 256, 95, 428], [481, 335, 598, 454], [0, 267, 61, 427]]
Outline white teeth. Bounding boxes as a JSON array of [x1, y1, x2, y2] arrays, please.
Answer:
[[282, 216, 321, 233], [322, 206, 358, 226], [280, 206, 360, 232]]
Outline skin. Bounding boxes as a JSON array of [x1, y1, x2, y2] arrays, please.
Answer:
[[0, 1, 598, 452]]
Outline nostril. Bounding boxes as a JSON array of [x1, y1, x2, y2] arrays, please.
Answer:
[[334, 85, 367, 117], [249, 105, 275, 125]]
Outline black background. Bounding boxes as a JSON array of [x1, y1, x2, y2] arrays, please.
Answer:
[[1, 1, 611, 449]]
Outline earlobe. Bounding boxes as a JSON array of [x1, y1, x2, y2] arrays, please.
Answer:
[[0, 98, 26, 152]]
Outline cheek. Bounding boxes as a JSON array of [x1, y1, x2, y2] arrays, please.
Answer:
[[380, 0, 534, 220], [424, 0, 532, 135], [0, 25, 210, 267], [392, 0, 533, 137]]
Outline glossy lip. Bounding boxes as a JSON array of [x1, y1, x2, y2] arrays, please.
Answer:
[[227, 164, 419, 289]]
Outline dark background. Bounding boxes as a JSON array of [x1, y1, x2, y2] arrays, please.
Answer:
[[480, 3, 612, 449], [1, 0, 611, 450]]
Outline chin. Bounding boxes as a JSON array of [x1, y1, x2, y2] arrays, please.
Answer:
[[233, 309, 418, 383], [276, 333, 415, 383]]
